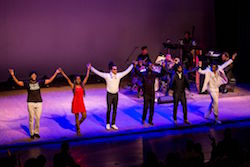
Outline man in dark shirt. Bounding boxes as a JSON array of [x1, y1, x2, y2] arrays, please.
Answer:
[[134, 62, 166, 125], [170, 64, 191, 125], [9, 68, 60, 139], [182, 31, 193, 69], [220, 52, 237, 93], [136, 46, 152, 66]]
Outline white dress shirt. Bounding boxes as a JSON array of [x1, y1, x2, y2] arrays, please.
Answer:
[[91, 65, 133, 94]]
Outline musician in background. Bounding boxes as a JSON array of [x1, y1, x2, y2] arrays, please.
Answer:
[[220, 52, 237, 93], [132, 58, 146, 98], [136, 46, 152, 66], [183, 31, 192, 45], [182, 31, 193, 70]]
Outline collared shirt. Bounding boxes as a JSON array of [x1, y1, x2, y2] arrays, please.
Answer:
[[177, 72, 182, 79], [91, 65, 133, 94]]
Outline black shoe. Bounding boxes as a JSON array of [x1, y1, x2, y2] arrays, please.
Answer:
[[142, 120, 146, 125], [34, 134, 40, 139], [149, 122, 154, 126], [184, 120, 191, 125], [30, 135, 35, 140]]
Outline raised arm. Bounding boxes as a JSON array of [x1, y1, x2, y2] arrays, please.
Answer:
[[90, 66, 108, 79], [219, 59, 233, 70], [45, 68, 60, 85], [59, 68, 74, 88], [83, 64, 91, 85], [219, 53, 237, 70], [8, 69, 24, 87], [197, 61, 207, 74], [118, 64, 133, 78]]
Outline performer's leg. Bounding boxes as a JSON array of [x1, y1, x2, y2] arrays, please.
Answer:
[[173, 93, 179, 121], [75, 113, 80, 135], [211, 91, 219, 119], [34, 103, 42, 135], [205, 92, 214, 118], [143, 95, 149, 122], [111, 94, 118, 125], [27, 103, 35, 136], [149, 96, 155, 124], [79, 112, 87, 125], [180, 93, 188, 121], [106, 93, 112, 125]]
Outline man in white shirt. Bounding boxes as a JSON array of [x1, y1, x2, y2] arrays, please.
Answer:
[[91, 62, 134, 130], [198, 54, 236, 124]]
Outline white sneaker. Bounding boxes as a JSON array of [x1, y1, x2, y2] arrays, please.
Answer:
[[106, 124, 110, 130], [111, 124, 119, 130]]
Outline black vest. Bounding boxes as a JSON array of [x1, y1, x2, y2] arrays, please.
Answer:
[[174, 74, 186, 93]]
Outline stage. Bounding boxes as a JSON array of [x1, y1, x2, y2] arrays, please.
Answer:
[[0, 84, 250, 149]]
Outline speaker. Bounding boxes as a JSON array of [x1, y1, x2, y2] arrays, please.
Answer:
[[157, 96, 174, 104]]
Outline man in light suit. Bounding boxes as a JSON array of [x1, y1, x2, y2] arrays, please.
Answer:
[[198, 54, 236, 124]]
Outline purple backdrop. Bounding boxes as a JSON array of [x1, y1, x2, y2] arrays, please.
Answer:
[[0, 0, 215, 81]]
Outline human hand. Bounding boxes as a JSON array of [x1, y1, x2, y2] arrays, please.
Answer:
[[87, 63, 91, 70], [8, 69, 14, 76], [232, 53, 237, 60]]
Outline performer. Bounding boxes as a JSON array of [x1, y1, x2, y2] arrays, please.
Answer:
[[198, 54, 236, 124], [134, 62, 166, 125], [170, 64, 191, 125], [91, 62, 134, 130], [132, 58, 145, 98], [136, 46, 152, 66], [8, 68, 60, 139], [59, 64, 91, 136]]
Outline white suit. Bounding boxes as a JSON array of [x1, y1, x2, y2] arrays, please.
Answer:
[[198, 59, 233, 118]]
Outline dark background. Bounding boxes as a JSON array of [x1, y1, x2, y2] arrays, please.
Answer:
[[0, 0, 249, 83], [215, 0, 250, 83], [0, 0, 215, 81]]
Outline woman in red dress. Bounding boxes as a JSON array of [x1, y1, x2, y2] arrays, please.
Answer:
[[60, 64, 91, 135]]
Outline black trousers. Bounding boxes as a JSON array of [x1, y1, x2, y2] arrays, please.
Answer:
[[143, 94, 155, 123], [173, 91, 187, 121], [106, 92, 118, 125]]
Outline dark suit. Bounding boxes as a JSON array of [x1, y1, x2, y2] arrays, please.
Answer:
[[170, 72, 190, 121], [136, 67, 166, 123]]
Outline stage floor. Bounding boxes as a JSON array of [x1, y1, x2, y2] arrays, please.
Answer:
[[0, 84, 250, 148]]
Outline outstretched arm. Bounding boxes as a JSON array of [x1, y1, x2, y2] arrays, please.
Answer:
[[59, 68, 74, 88], [45, 68, 60, 85], [83, 64, 91, 85], [219, 53, 236, 70], [197, 61, 207, 74], [169, 74, 176, 90], [90, 66, 108, 79], [8, 69, 24, 87], [118, 64, 133, 78]]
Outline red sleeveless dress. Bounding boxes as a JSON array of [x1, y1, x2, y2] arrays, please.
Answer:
[[72, 86, 86, 114]]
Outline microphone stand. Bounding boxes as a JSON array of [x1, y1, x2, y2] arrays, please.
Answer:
[[125, 46, 139, 65]]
